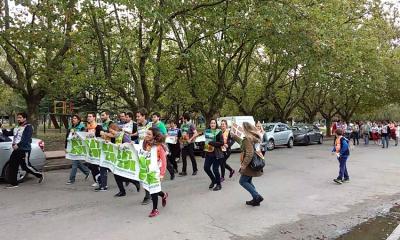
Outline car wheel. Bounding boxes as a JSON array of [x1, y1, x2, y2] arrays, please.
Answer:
[[287, 138, 294, 148], [4, 163, 27, 183], [267, 139, 275, 151], [318, 135, 323, 144]]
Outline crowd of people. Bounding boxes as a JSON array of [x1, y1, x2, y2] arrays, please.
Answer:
[[331, 120, 400, 147], [1, 110, 266, 217], [4, 111, 399, 217]]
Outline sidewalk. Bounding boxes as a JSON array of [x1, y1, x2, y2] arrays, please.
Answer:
[[44, 151, 70, 171]]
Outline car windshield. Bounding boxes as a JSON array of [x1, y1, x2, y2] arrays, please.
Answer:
[[263, 124, 275, 132], [292, 125, 308, 131]]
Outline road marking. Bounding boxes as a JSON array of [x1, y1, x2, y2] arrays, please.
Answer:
[[387, 223, 400, 240]]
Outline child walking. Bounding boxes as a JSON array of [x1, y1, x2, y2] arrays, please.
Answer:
[[332, 129, 350, 184]]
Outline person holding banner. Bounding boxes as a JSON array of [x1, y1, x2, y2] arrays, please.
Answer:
[[142, 127, 168, 217], [65, 114, 90, 185], [135, 109, 153, 205], [86, 113, 103, 188], [203, 119, 224, 191], [220, 120, 235, 182], [101, 123, 140, 197], [166, 120, 181, 180]]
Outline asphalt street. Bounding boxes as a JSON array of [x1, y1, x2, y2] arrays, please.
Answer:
[[1, 141, 400, 240]]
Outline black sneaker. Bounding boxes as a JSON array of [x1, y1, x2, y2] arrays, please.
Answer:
[[141, 198, 151, 205], [333, 179, 343, 184], [192, 171, 198, 176], [94, 187, 108, 192], [38, 174, 44, 183], [246, 199, 255, 205], [179, 172, 187, 176], [343, 178, 350, 183], [114, 192, 126, 197], [209, 183, 215, 189], [170, 175, 175, 180], [213, 185, 222, 191]]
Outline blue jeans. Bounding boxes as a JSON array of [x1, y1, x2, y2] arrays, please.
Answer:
[[363, 134, 369, 145], [69, 160, 90, 182], [204, 155, 221, 185], [381, 135, 389, 148], [239, 175, 261, 199], [337, 156, 349, 180]]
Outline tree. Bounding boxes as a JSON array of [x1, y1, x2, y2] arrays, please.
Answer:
[[0, 0, 78, 134]]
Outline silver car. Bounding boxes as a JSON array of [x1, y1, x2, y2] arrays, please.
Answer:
[[0, 134, 46, 182], [263, 123, 294, 150]]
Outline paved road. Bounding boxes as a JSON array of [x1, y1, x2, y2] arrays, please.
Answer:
[[1, 142, 400, 240]]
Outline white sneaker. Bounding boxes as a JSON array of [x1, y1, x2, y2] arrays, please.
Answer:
[[66, 181, 74, 185], [5, 185, 19, 189], [91, 182, 99, 187]]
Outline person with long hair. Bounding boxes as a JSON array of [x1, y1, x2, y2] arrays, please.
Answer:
[[237, 122, 264, 206], [142, 127, 168, 217], [203, 119, 224, 191], [220, 120, 235, 182], [66, 114, 90, 184], [256, 121, 268, 156], [101, 123, 140, 197]]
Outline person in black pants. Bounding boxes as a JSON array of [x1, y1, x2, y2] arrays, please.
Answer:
[[203, 119, 224, 191], [166, 120, 181, 180], [220, 120, 235, 182], [179, 113, 199, 176], [85, 112, 103, 188], [4, 112, 44, 188]]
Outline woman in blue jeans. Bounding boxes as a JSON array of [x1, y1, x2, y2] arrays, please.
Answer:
[[237, 122, 264, 206], [203, 119, 224, 191], [65, 115, 90, 184]]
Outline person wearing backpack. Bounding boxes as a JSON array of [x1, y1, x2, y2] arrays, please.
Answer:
[[237, 122, 264, 206], [332, 128, 350, 184]]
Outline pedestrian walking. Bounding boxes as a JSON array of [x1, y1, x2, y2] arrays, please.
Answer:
[[256, 121, 268, 156], [203, 119, 224, 191], [179, 112, 199, 176], [4, 112, 44, 188], [332, 129, 350, 184], [166, 120, 181, 180], [85, 112, 103, 188], [65, 114, 90, 185], [135, 108, 153, 205], [101, 123, 140, 197], [381, 121, 390, 148], [143, 127, 168, 218], [220, 120, 235, 182], [152, 112, 167, 135], [235, 122, 264, 206]]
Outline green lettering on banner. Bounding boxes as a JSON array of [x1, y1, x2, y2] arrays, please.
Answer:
[[66, 137, 161, 194], [85, 139, 101, 158], [70, 138, 86, 155], [102, 143, 116, 163]]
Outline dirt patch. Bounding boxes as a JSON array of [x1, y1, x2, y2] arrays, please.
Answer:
[[336, 204, 400, 240]]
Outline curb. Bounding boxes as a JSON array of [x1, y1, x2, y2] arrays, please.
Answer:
[[387, 223, 400, 240]]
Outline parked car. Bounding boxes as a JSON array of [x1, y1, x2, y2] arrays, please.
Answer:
[[292, 124, 324, 145], [262, 123, 294, 150], [194, 134, 205, 155], [0, 133, 45, 183]]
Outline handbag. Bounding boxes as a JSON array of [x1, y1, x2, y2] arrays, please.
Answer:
[[250, 144, 265, 171]]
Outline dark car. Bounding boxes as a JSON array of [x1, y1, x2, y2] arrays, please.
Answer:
[[292, 124, 323, 145]]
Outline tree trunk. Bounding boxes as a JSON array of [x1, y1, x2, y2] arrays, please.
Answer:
[[326, 118, 332, 137], [25, 95, 42, 136]]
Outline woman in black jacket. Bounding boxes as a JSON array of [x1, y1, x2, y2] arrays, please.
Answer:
[[203, 119, 224, 191]]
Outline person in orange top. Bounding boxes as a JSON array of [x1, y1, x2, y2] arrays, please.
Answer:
[[143, 127, 168, 217]]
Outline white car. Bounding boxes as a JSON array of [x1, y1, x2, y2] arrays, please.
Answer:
[[263, 123, 294, 150], [0, 134, 46, 182]]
